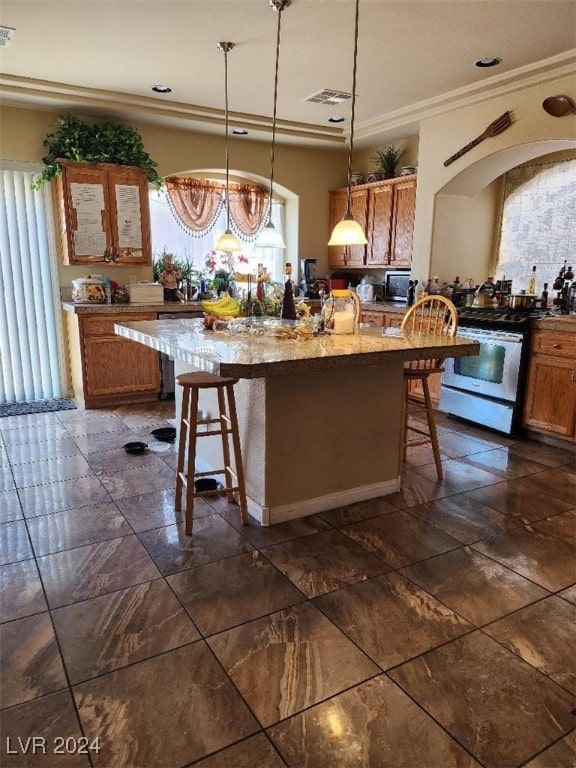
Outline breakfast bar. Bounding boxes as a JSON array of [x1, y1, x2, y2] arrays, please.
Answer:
[[115, 319, 478, 525]]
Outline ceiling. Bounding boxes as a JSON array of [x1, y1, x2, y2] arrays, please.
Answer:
[[1, 0, 575, 148]]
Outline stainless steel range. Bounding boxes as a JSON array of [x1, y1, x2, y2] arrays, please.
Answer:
[[439, 307, 545, 435]]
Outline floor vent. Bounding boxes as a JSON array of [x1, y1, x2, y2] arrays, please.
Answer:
[[304, 88, 352, 105]]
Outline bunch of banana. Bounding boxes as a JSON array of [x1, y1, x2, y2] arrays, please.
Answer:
[[201, 294, 241, 319]]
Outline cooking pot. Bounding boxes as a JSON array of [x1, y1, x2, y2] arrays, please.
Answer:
[[357, 283, 375, 302], [508, 292, 536, 310]]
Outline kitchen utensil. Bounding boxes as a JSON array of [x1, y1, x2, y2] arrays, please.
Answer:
[[444, 111, 514, 167], [508, 292, 536, 310], [542, 95, 576, 117], [123, 441, 148, 454]]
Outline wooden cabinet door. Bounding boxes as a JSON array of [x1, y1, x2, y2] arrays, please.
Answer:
[[361, 311, 385, 328], [328, 187, 368, 267], [57, 164, 112, 263], [367, 184, 393, 265], [107, 166, 152, 264], [82, 336, 161, 399], [390, 178, 416, 268], [523, 354, 576, 437], [384, 312, 404, 329], [55, 163, 151, 265]]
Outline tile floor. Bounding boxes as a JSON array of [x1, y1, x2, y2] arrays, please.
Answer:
[[0, 403, 575, 768]]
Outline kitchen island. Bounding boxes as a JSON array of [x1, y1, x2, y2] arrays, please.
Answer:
[[115, 318, 478, 525]]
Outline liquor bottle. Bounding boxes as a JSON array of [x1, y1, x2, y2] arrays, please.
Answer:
[[540, 283, 548, 309], [256, 263, 264, 301], [528, 265, 537, 295], [281, 263, 296, 320]]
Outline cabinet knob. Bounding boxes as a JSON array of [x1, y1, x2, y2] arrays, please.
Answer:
[[552, 343, 561, 349]]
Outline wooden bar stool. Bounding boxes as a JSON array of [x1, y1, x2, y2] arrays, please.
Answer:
[[400, 295, 458, 480], [175, 371, 249, 535]]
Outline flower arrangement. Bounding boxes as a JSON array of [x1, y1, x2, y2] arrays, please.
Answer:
[[204, 250, 249, 276], [204, 250, 249, 295]]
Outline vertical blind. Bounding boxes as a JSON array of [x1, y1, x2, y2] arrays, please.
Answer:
[[0, 169, 67, 404]]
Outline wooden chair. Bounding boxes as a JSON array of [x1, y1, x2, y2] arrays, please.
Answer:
[[400, 295, 458, 480], [175, 371, 249, 534]]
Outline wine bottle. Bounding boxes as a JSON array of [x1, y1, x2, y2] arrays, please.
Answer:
[[528, 265, 537, 295], [280, 263, 296, 320]]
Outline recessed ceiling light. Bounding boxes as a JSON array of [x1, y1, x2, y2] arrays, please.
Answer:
[[232, 129, 249, 135], [328, 116, 346, 123], [151, 85, 172, 93], [474, 57, 502, 68]]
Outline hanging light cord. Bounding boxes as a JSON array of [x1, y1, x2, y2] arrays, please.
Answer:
[[346, 0, 360, 216], [223, 45, 231, 231], [267, 3, 284, 225]]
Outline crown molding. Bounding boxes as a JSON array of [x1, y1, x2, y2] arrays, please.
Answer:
[[355, 49, 576, 143], [0, 73, 346, 145]]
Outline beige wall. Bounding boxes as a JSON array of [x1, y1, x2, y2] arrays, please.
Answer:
[[0, 104, 348, 285]]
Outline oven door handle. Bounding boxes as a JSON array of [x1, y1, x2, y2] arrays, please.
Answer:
[[458, 331, 524, 344]]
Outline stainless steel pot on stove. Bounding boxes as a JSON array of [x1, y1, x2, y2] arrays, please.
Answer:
[[508, 292, 536, 310]]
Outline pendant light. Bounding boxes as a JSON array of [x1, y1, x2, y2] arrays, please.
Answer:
[[215, 41, 241, 254], [255, 0, 288, 249], [327, 0, 367, 247]]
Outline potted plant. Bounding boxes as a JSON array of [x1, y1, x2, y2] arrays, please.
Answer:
[[32, 113, 162, 190], [371, 143, 406, 179]]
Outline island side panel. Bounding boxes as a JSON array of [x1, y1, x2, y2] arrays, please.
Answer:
[[264, 364, 403, 523], [174, 360, 403, 526]]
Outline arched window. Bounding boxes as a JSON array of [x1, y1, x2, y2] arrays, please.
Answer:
[[149, 181, 285, 282]]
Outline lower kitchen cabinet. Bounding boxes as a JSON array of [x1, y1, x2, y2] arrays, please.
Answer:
[[361, 310, 385, 328], [523, 329, 576, 440], [66, 313, 161, 408]]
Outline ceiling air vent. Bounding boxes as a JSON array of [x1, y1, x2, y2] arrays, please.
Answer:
[[0, 26, 15, 46], [304, 88, 352, 105]]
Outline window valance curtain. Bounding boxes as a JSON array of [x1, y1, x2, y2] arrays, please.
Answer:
[[228, 183, 270, 241], [165, 177, 224, 238], [165, 177, 270, 241]]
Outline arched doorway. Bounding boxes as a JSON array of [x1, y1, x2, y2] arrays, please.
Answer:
[[428, 140, 576, 286]]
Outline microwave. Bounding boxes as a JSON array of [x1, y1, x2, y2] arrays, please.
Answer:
[[384, 271, 410, 302]]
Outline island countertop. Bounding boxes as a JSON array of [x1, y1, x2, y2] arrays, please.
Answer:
[[114, 318, 479, 379]]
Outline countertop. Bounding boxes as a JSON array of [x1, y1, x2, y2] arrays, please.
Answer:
[[114, 318, 478, 379], [61, 298, 403, 315], [62, 301, 206, 315]]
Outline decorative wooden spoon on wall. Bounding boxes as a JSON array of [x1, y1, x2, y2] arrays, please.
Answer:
[[542, 95, 576, 117], [444, 111, 514, 167]]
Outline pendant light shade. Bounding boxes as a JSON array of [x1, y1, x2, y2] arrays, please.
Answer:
[[255, 0, 288, 249], [327, 213, 367, 246], [327, 0, 367, 247], [256, 220, 286, 248], [215, 41, 241, 254]]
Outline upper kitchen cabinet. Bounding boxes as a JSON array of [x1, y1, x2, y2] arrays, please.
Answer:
[[389, 177, 417, 268], [329, 176, 416, 269], [328, 187, 369, 267], [52, 162, 152, 265]]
